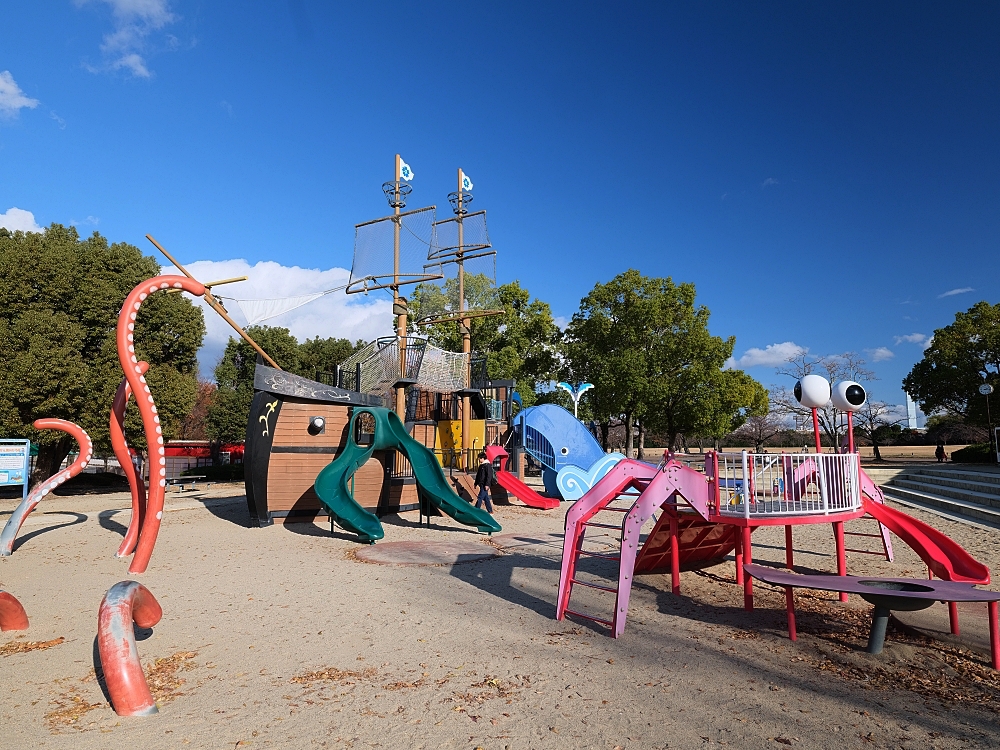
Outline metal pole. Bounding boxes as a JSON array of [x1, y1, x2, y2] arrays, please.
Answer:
[[987, 392, 995, 463], [458, 168, 471, 471], [847, 411, 855, 453], [811, 408, 822, 454]]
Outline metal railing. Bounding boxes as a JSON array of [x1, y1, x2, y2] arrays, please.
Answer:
[[711, 451, 861, 518], [522, 424, 556, 471]]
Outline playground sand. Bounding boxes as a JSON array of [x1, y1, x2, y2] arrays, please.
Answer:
[[2, 483, 999, 749]]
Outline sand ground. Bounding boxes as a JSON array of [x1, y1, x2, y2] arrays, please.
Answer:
[[2, 479, 999, 749]]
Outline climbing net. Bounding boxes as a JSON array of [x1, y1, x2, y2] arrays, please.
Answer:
[[340, 337, 470, 397], [416, 345, 469, 394], [339, 337, 427, 397]]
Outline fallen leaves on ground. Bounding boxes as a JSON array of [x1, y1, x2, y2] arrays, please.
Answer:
[[0, 636, 65, 657], [759, 587, 1000, 709], [44, 682, 103, 732], [145, 650, 198, 703], [291, 666, 379, 685]]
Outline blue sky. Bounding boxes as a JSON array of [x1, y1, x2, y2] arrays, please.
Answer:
[[2, 2, 998, 411]]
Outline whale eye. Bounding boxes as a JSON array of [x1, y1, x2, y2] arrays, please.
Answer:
[[560, 447, 569, 456], [794, 374, 831, 409]]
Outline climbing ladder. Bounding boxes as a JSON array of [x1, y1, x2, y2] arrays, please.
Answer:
[[557, 488, 641, 632], [557, 456, 716, 637], [844, 516, 894, 560]]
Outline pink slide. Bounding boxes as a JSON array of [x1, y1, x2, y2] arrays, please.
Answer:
[[863, 498, 990, 584], [485, 446, 560, 510]]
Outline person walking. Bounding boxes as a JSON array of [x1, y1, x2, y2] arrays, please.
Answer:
[[474, 452, 495, 514]]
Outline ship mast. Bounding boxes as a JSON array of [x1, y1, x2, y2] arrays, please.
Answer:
[[454, 168, 472, 469], [392, 154, 407, 419]]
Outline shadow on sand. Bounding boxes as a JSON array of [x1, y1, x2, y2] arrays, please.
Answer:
[[11, 512, 87, 553]]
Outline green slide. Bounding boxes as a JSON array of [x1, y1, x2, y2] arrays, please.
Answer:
[[313, 406, 501, 543]]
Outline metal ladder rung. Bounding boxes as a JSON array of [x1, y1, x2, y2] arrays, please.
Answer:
[[577, 550, 621, 561], [597, 507, 630, 513], [564, 608, 613, 628], [845, 547, 883, 556], [570, 578, 618, 594], [582, 521, 621, 530], [844, 532, 882, 539]]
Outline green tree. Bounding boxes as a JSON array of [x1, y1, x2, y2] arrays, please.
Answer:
[[205, 326, 300, 444], [297, 336, 363, 381], [564, 270, 766, 455], [412, 279, 561, 406], [903, 301, 1000, 426], [0, 225, 205, 484]]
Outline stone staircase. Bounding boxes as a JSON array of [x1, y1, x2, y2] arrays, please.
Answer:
[[879, 465, 1000, 527]]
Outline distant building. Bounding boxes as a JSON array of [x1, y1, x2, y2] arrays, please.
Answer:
[[905, 393, 919, 430]]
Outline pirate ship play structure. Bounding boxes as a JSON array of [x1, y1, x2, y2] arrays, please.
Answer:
[[240, 157, 514, 535]]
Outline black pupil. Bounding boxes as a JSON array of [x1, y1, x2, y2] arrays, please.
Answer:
[[793, 382, 803, 402], [846, 384, 865, 405]]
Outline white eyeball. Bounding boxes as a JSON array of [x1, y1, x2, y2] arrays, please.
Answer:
[[831, 381, 866, 412], [793, 374, 831, 409]]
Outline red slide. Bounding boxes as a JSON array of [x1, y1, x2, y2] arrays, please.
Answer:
[[863, 498, 990, 584], [485, 446, 560, 510]]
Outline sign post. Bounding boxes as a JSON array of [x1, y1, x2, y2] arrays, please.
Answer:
[[0, 440, 31, 501]]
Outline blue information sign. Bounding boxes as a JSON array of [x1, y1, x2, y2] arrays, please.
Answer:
[[0, 440, 31, 501]]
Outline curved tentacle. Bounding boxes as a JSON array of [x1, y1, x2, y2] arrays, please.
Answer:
[[0, 590, 29, 631], [97, 581, 163, 716], [111, 361, 150, 558], [118, 275, 205, 574], [0, 419, 93, 557]]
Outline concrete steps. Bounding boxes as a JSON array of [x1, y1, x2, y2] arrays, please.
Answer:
[[879, 465, 1000, 529]]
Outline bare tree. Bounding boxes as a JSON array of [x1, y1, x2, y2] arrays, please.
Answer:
[[730, 411, 788, 452], [772, 352, 876, 449], [852, 400, 907, 461]]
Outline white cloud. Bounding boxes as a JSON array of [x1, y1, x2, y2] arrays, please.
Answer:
[[894, 332, 929, 346], [725, 341, 806, 370], [866, 346, 894, 362], [938, 287, 974, 298], [760, 177, 779, 188], [0, 71, 40, 117], [77, 0, 177, 78], [0, 207, 43, 233], [552, 315, 569, 330], [162, 259, 395, 377]]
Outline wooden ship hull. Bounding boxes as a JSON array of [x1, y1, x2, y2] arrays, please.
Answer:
[[244, 363, 519, 527], [244, 364, 420, 526]]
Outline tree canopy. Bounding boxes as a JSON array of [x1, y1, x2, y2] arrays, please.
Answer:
[[0, 225, 205, 483], [903, 301, 1000, 426], [411, 279, 561, 407], [563, 270, 766, 455]]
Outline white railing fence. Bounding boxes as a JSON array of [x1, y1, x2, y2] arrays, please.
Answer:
[[710, 451, 860, 518]]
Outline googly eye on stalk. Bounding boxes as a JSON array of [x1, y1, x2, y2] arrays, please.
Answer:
[[831, 381, 866, 412], [793, 374, 831, 409]]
